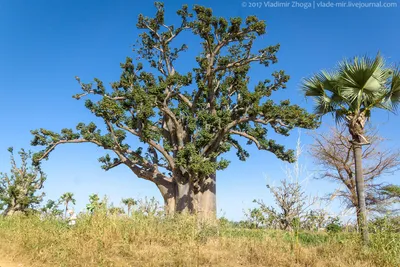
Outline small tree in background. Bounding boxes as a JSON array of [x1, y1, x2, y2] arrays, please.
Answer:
[[0, 148, 46, 216], [60, 192, 76, 219], [122, 197, 137, 216], [303, 209, 330, 231], [109, 206, 125, 216], [326, 217, 343, 234], [243, 207, 267, 229], [86, 194, 107, 214], [310, 127, 400, 222], [40, 199, 63, 217], [254, 181, 318, 230], [254, 136, 321, 230], [136, 196, 163, 217]]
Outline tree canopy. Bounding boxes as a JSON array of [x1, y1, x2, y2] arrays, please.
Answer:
[[302, 54, 400, 144]]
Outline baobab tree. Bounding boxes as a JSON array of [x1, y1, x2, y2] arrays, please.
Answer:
[[0, 148, 46, 216], [302, 54, 400, 243], [31, 3, 318, 219]]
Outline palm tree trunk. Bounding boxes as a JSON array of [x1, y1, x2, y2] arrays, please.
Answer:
[[65, 202, 69, 219], [355, 207, 361, 232], [353, 142, 369, 244]]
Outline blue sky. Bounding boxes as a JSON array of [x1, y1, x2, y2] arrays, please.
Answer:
[[0, 0, 399, 221]]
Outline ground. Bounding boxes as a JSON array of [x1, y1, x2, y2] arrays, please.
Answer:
[[0, 254, 24, 267]]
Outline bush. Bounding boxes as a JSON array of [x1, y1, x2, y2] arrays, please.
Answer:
[[326, 217, 342, 234]]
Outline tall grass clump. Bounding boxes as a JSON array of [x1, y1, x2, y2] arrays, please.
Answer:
[[368, 216, 400, 266]]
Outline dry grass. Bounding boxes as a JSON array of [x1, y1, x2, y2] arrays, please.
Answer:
[[0, 214, 398, 267]]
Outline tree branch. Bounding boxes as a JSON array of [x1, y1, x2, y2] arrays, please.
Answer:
[[230, 130, 262, 149]]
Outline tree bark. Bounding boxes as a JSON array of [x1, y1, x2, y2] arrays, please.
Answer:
[[64, 202, 69, 219], [355, 206, 361, 232], [156, 179, 177, 215], [3, 203, 22, 217], [156, 177, 194, 214], [353, 142, 369, 244], [196, 173, 217, 221], [176, 182, 194, 213], [156, 173, 217, 219]]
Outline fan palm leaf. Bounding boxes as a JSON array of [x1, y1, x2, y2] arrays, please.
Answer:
[[302, 53, 398, 122], [337, 55, 390, 113], [385, 67, 400, 111]]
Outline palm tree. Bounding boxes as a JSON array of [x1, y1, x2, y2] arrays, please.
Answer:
[[122, 198, 136, 216], [302, 54, 400, 244], [60, 192, 76, 219]]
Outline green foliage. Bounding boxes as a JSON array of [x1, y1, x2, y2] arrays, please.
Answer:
[[40, 199, 63, 217], [302, 54, 400, 120], [121, 197, 136, 215], [218, 216, 236, 228], [60, 192, 76, 207], [302, 209, 329, 230], [59, 192, 76, 218], [0, 148, 46, 216], [369, 215, 400, 233], [122, 197, 136, 206], [108, 206, 125, 215], [244, 208, 267, 229], [283, 231, 329, 246], [380, 184, 400, 200], [86, 194, 107, 214], [326, 217, 342, 234], [368, 216, 400, 266]]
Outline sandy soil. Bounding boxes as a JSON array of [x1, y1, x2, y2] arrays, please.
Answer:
[[0, 254, 25, 267]]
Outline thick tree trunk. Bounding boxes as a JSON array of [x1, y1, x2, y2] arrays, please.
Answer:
[[156, 173, 217, 219], [156, 180, 177, 215], [156, 177, 195, 214], [164, 195, 176, 215], [176, 182, 194, 213], [3, 203, 22, 216], [196, 173, 217, 221], [353, 143, 369, 244]]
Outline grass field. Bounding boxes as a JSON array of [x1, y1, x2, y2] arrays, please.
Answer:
[[0, 214, 399, 267]]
